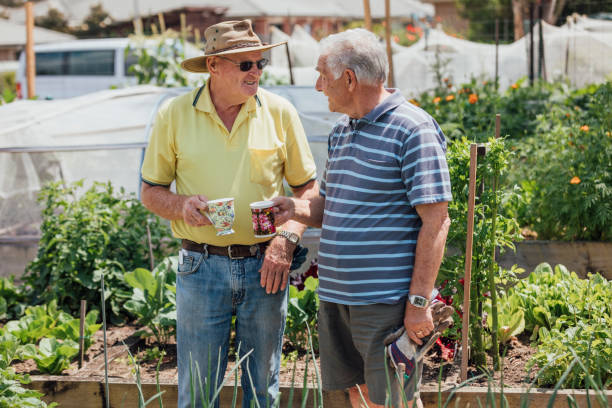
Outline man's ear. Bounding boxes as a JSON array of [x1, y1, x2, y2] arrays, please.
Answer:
[[345, 69, 357, 91], [207, 57, 217, 74]]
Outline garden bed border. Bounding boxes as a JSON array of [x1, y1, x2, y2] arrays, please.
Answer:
[[28, 376, 612, 408]]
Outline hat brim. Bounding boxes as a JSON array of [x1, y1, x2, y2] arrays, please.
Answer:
[[181, 41, 287, 73]]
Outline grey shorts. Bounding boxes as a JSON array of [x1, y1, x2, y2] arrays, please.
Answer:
[[318, 300, 423, 405]]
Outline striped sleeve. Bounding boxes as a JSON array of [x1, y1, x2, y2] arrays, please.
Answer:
[[400, 119, 452, 206]]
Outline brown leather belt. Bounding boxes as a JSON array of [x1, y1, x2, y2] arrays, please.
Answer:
[[181, 239, 271, 259]]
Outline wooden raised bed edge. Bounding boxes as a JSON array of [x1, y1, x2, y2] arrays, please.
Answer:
[[28, 376, 612, 408]]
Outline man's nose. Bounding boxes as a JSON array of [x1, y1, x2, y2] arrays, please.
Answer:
[[315, 77, 323, 92]]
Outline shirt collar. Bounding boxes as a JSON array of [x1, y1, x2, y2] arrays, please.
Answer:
[[192, 79, 260, 114], [361, 88, 404, 123]]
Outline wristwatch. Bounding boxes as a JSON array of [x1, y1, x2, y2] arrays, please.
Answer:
[[408, 294, 430, 309], [277, 230, 300, 245]]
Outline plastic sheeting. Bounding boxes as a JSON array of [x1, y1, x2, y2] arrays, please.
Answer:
[[0, 85, 339, 239], [269, 18, 612, 95]]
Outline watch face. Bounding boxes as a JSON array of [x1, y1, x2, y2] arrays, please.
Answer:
[[410, 295, 428, 308]]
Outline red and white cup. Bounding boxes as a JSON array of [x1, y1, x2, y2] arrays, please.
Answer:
[[249, 200, 276, 238]]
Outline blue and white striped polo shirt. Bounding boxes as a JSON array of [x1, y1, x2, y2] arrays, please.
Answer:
[[318, 90, 452, 305]]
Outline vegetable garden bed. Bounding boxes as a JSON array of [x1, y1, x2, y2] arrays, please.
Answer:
[[15, 323, 612, 407]]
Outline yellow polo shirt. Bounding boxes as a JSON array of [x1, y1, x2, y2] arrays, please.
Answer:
[[141, 82, 317, 246]]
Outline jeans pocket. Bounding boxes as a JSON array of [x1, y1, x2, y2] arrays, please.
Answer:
[[176, 251, 203, 276]]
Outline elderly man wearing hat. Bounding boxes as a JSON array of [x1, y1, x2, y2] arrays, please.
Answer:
[[140, 20, 318, 407]]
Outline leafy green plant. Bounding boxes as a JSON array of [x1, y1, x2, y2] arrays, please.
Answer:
[[24, 180, 178, 323], [4, 300, 72, 345], [285, 276, 319, 353], [127, 31, 198, 88], [124, 256, 177, 344], [515, 81, 612, 241], [509, 263, 612, 388], [0, 276, 27, 321], [26, 337, 79, 374], [439, 137, 523, 366]]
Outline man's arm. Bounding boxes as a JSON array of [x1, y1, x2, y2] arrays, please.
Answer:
[[259, 179, 320, 294], [140, 182, 211, 227], [271, 192, 325, 228], [403, 201, 451, 344]]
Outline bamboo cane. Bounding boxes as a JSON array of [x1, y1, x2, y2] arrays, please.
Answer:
[[384, 0, 395, 88], [460, 144, 478, 382], [25, 2, 35, 99], [363, 0, 372, 31]]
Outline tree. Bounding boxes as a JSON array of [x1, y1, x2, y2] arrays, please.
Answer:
[[35, 7, 69, 33], [457, 0, 612, 42], [74, 4, 113, 38]]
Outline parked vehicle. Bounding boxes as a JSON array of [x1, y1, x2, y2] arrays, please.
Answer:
[[16, 38, 202, 99]]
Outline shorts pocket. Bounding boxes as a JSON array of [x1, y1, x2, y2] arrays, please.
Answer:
[[249, 147, 282, 186]]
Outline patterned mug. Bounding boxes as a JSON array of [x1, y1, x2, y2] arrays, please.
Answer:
[[249, 200, 276, 238], [206, 198, 235, 236]]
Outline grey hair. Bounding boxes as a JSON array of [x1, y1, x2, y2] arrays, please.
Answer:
[[319, 28, 388, 86]]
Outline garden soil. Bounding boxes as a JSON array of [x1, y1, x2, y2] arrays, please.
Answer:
[[12, 325, 540, 389]]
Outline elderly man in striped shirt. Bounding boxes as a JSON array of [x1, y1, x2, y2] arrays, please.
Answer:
[[273, 28, 453, 408]]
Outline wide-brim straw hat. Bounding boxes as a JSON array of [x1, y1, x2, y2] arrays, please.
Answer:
[[181, 19, 287, 73]]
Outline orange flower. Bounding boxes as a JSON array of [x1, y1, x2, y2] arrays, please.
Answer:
[[409, 99, 420, 106], [607, 131, 611, 137], [393, 35, 399, 43], [580, 125, 589, 132], [482, 81, 488, 85], [570, 176, 581, 185], [433, 96, 441, 104], [511, 83, 519, 90], [468, 93, 478, 104], [443, 78, 449, 83], [445, 94, 455, 101]]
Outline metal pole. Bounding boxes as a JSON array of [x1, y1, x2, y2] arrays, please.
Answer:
[[285, 43, 295, 85], [25, 1, 35, 99], [101, 275, 110, 408], [363, 0, 372, 31], [460, 144, 478, 382], [78, 300, 86, 369], [538, 2, 547, 81], [384, 0, 395, 88], [529, 2, 535, 85], [495, 18, 499, 89]]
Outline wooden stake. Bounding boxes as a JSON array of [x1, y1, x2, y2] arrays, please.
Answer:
[[158, 12, 166, 33], [363, 0, 372, 31], [496, 113, 501, 139], [78, 300, 86, 369], [180, 13, 187, 41], [25, 1, 35, 99], [384, 0, 395, 88], [460, 143, 478, 382], [146, 222, 155, 271], [495, 18, 499, 89]]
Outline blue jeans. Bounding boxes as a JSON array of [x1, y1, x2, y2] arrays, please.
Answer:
[[176, 249, 288, 408]]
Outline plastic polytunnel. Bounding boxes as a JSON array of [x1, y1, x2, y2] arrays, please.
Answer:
[[0, 85, 339, 244]]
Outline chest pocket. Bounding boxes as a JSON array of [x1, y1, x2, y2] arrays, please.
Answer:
[[249, 147, 283, 186]]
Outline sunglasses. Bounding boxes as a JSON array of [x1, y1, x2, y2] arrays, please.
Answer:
[[218, 56, 268, 72]]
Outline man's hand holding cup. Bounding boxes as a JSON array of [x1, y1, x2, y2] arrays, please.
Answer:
[[181, 194, 211, 227], [270, 197, 295, 225]]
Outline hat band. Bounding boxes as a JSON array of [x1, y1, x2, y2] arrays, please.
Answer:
[[208, 41, 263, 55]]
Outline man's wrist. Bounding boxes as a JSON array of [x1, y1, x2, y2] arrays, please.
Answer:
[[276, 230, 300, 245]]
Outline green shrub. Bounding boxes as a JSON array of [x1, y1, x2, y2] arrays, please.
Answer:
[[24, 180, 178, 323], [124, 256, 177, 344], [519, 264, 612, 388], [514, 82, 612, 241]]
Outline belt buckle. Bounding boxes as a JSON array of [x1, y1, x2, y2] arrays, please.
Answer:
[[227, 245, 244, 260]]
